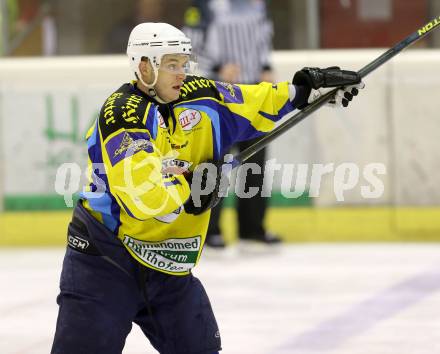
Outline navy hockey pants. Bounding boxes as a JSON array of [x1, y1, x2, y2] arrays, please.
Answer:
[[51, 202, 221, 354]]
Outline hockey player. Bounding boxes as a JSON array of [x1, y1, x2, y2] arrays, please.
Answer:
[[51, 23, 364, 353]]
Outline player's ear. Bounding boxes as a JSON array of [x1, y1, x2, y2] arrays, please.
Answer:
[[139, 57, 153, 77]]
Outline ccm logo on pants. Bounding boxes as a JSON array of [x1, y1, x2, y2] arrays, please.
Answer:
[[68, 234, 90, 251]]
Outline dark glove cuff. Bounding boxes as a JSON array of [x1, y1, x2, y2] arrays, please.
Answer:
[[291, 84, 312, 110]]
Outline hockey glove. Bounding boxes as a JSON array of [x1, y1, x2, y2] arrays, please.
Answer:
[[293, 66, 364, 108], [308, 82, 365, 108], [183, 160, 230, 215], [293, 66, 361, 89]]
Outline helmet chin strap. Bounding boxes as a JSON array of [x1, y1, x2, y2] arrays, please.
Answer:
[[137, 67, 167, 104]]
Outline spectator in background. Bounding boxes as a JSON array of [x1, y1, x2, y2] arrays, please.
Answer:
[[183, 0, 282, 250], [181, 0, 213, 62], [103, 0, 163, 54]]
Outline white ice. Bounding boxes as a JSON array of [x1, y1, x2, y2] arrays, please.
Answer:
[[1, 244, 440, 354]]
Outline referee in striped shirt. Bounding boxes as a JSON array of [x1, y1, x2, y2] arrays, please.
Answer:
[[184, 0, 282, 249]]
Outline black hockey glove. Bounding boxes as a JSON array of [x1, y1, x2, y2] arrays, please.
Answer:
[[293, 67, 364, 108], [293, 66, 361, 89], [183, 160, 230, 215]]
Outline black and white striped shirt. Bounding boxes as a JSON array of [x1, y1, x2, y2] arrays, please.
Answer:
[[185, 2, 273, 84]]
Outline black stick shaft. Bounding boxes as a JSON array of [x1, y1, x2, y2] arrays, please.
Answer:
[[235, 16, 440, 165]]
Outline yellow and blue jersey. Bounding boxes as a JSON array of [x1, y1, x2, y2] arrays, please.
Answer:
[[81, 75, 299, 275]]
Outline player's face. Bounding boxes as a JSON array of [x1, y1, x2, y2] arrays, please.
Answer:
[[155, 54, 189, 102]]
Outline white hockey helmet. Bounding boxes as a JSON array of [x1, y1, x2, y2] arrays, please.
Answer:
[[127, 23, 192, 88]]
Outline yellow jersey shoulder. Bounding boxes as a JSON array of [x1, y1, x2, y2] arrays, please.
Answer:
[[177, 75, 221, 101], [99, 84, 152, 142]]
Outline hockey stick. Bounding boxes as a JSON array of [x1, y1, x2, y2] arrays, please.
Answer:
[[233, 16, 440, 166]]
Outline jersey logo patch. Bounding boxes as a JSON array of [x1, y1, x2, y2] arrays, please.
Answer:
[[68, 234, 90, 251], [178, 109, 201, 131], [122, 235, 202, 274], [106, 131, 153, 166], [216, 81, 244, 104], [162, 158, 191, 174]]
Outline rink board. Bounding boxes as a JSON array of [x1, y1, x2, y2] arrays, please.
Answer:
[[1, 207, 440, 246], [1, 50, 440, 211]]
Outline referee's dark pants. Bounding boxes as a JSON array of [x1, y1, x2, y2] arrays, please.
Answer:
[[207, 138, 267, 239]]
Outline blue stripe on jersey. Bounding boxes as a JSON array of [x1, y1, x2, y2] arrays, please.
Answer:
[[89, 122, 104, 166], [87, 121, 98, 149], [258, 110, 282, 122], [164, 177, 182, 187], [215, 104, 264, 151], [258, 100, 295, 122], [115, 195, 145, 221], [278, 99, 296, 118], [85, 120, 122, 234], [145, 104, 158, 140], [81, 192, 118, 232]]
